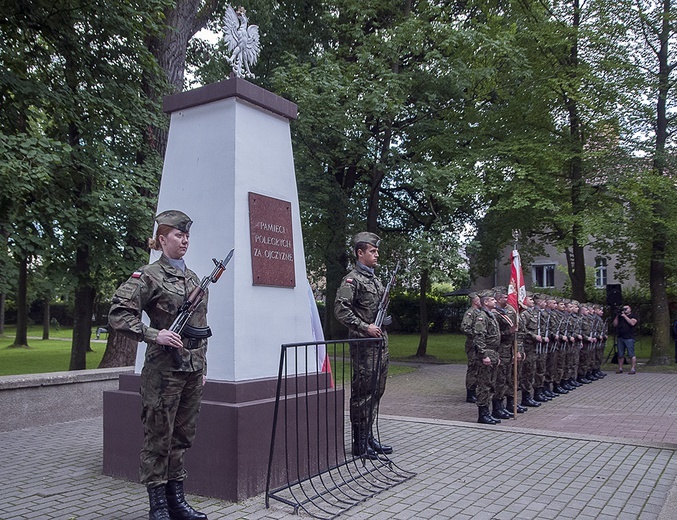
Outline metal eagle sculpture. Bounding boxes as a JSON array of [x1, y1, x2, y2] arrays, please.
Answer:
[[223, 5, 260, 78]]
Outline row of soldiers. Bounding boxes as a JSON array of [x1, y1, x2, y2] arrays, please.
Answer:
[[461, 287, 608, 424]]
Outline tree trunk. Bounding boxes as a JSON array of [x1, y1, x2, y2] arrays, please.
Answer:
[[647, 0, 672, 365], [563, 0, 587, 302], [42, 297, 50, 340], [565, 234, 586, 302], [99, 328, 138, 368], [12, 256, 29, 348], [415, 268, 430, 357], [648, 233, 671, 365], [69, 245, 95, 370], [144, 0, 219, 157]]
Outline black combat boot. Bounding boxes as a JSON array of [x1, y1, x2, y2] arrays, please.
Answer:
[[543, 384, 557, 398], [165, 480, 207, 520], [506, 395, 527, 413], [533, 388, 550, 402], [587, 371, 599, 381], [492, 399, 511, 419], [478, 405, 498, 424], [147, 485, 171, 520], [576, 375, 591, 384], [596, 369, 606, 378], [569, 378, 582, 387], [498, 398, 514, 418], [561, 379, 575, 390], [369, 434, 393, 455], [466, 387, 477, 403], [352, 429, 378, 459], [521, 391, 541, 407], [351, 426, 360, 454], [553, 382, 569, 394]]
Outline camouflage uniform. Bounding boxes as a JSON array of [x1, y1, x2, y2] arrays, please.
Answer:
[[519, 306, 539, 395], [494, 306, 516, 402], [461, 301, 481, 397], [472, 309, 500, 408], [109, 250, 208, 487], [335, 261, 388, 432], [570, 309, 583, 383], [592, 308, 607, 376], [578, 307, 593, 380]]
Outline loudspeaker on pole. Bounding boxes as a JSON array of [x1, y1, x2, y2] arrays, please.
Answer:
[[606, 284, 623, 308]]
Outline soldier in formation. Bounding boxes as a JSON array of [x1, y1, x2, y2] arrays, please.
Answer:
[[470, 291, 502, 424], [463, 289, 609, 423], [461, 292, 481, 403]]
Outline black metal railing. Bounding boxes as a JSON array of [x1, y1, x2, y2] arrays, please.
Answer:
[[265, 338, 415, 519]]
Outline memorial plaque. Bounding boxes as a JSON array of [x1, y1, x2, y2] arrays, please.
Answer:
[[248, 192, 295, 287]]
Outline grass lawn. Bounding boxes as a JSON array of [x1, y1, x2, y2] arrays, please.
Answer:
[[0, 327, 674, 377], [0, 326, 106, 376]]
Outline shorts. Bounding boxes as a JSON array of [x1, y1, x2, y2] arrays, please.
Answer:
[[618, 337, 635, 358]]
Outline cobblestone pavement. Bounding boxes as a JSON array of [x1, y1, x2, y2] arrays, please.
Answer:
[[379, 363, 677, 446], [3, 363, 677, 520]]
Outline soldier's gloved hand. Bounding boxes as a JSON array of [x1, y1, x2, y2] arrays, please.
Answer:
[[382, 315, 393, 326]]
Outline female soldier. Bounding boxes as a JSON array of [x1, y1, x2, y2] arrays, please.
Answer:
[[109, 210, 208, 520]]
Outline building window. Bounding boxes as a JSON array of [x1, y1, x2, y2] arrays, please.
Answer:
[[532, 264, 555, 288], [595, 257, 607, 288]]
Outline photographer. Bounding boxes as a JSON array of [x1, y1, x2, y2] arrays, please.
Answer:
[[613, 305, 639, 374]]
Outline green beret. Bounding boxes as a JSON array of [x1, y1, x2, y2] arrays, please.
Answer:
[[155, 210, 193, 233], [353, 232, 381, 248], [492, 286, 507, 296], [468, 292, 478, 299]]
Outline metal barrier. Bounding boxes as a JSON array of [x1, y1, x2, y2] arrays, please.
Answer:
[[265, 338, 415, 519]]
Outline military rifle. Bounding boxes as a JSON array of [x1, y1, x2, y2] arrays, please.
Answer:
[[561, 313, 571, 353], [166, 248, 234, 366], [375, 261, 400, 329], [536, 308, 543, 355]]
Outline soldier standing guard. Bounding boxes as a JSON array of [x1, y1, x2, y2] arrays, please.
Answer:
[[109, 210, 208, 520], [334, 232, 393, 459]]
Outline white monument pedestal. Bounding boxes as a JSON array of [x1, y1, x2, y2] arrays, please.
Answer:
[[103, 77, 337, 501]]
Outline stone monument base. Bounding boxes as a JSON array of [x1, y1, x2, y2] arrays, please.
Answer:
[[103, 372, 341, 502]]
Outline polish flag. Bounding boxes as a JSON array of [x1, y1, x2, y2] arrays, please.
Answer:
[[308, 283, 333, 385], [507, 249, 527, 312]]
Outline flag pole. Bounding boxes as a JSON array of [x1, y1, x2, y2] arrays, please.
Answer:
[[511, 230, 520, 419]]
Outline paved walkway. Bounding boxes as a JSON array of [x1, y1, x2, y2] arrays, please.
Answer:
[[3, 364, 677, 519]]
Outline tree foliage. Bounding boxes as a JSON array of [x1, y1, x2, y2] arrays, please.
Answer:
[[2, 0, 676, 366], [1, 0, 168, 361]]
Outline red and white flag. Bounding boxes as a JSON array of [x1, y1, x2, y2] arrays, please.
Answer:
[[507, 249, 527, 312], [308, 282, 333, 385]]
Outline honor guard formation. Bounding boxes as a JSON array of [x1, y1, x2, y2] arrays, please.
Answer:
[[462, 288, 609, 425]]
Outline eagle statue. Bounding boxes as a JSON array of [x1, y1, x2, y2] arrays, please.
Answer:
[[223, 6, 260, 78]]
